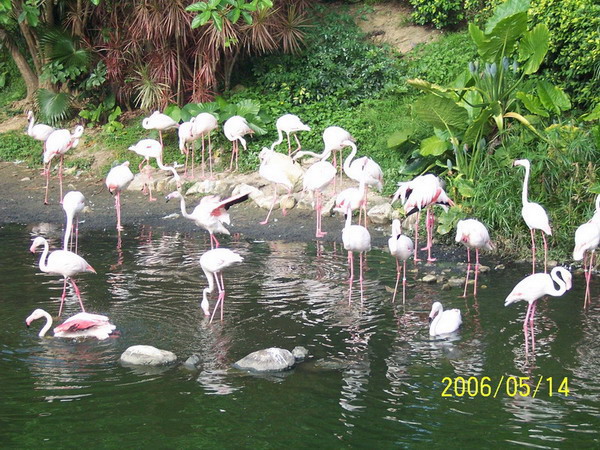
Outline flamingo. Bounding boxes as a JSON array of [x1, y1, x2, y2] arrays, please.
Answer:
[[333, 177, 366, 218], [258, 147, 304, 225], [514, 159, 552, 273], [200, 248, 243, 323], [455, 219, 494, 297], [270, 114, 311, 155], [142, 110, 179, 146], [388, 219, 414, 304], [342, 202, 371, 304], [323, 126, 354, 177], [590, 195, 600, 226], [26, 308, 116, 340], [105, 161, 134, 231], [43, 125, 84, 205], [428, 302, 462, 336], [62, 191, 85, 253], [192, 112, 219, 178], [26, 110, 54, 152], [165, 191, 249, 249], [30, 236, 96, 316], [129, 138, 181, 201], [302, 159, 336, 238], [392, 174, 454, 262], [178, 118, 198, 178], [223, 115, 254, 172], [573, 220, 600, 307]]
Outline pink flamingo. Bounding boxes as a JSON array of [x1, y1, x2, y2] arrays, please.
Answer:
[[388, 219, 414, 304], [43, 125, 84, 205], [62, 190, 85, 253], [129, 138, 181, 201], [106, 161, 134, 231], [26, 308, 116, 340], [26, 110, 54, 155], [302, 159, 336, 238], [165, 191, 249, 249], [505, 266, 572, 353], [573, 220, 600, 307], [223, 115, 253, 172], [334, 177, 366, 218], [200, 248, 243, 323], [514, 159, 552, 273], [392, 174, 454, 263], [342, 203, 371, 304], [455, 218, 494, 297], [428, 302, 462, 336], [142, 110, 179, 146], [30, 236, 96, 316], [192, 112, 219, 178], [178, 118, 198, 178], [271, 114, 311, 155]]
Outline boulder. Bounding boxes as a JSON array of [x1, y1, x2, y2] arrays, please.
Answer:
[[233, 347, 296, 372], [367, 203, 393, 224], [292, 346, 309, 361], [120, 345, 177, 366]]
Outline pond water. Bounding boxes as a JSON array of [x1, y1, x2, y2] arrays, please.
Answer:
[[2, 223, 600, 448]]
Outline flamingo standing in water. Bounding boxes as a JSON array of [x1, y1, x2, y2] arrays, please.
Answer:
[[192, 112, 219, 178], [30, 236, 96, 316], [271, 114, 311, 155], [43, 126, 84, 205], [392, 174, 454, 263], [223, 115, 253, 172], [26, 111, 54, 155], [514, 159, 552, 273], [200, 248, 243, 323], [258, 147, 304, 225], [388, 219, 414, 304], [165, 191, 249, 249], [302, 159, 336, 238], [26, 308, 116, 340], [342, 203, 371, 304], [62, 191, 85, 253], [428, 302, 462, 336], [455, 219, 494, 297], [129, 138, 181, 201], [573, 219, 600, 307], [106, 161, 134, 231], [142, 111, 179, 146]]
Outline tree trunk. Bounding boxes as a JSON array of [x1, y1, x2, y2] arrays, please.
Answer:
[[0, 28, 39, 102]]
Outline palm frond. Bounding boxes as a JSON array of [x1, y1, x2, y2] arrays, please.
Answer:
[[36, 89, 73, 126]]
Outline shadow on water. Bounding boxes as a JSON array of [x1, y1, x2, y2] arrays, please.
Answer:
[[2, 223, 600, 447]]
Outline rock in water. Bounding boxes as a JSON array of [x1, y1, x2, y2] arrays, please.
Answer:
[[233, 347, 295, 372], [120, 345, 177, 366], [292, 346, 309, 361]]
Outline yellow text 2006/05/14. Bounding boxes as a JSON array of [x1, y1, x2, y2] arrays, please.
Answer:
[[440, 376, 570, 398]]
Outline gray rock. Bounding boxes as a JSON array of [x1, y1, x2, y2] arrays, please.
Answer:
[[367, 203, 392, 224], [447, 277, 465, 287], [421, 274, 437, 283], [495, 264, 506, 270], [292, 346, 309, 361], [120, 345, 177, 366], [233, 347, 296, 372], [183, 354, 202, 370], [478, 265, 491, 273]]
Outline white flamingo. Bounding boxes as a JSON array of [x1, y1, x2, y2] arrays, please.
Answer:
[[428, 302, 462, 336], [270, 114, 311, 155], [192, 112, 219, 178], [106, 161, 134, 231], [514, 159, 552, 273], [573, 220, 600, 307], [129, 138, 180, 201], [178, 118, 198, 178], [200, 248, 243, 323], [43, 126, 84, 205], [26, 110, 54, 152], [26, 308, 116, 340], [142, 110, 179, 145], [223, 115, 253, 172], [455, 219, 494, 297], [62, 191, 85, 253], [30, 236, 96, 316], [342, 202, 371, 304], [302, 159, 336, 238], [388, 219, 414, 304]]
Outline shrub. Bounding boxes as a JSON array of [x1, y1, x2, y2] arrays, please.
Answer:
[[409, 0, 466, 29], [0, 132, 41, 166]]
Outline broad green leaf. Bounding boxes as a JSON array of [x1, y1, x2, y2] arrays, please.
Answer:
[[212, 11, 223, 31], [581, 103, 600, 121], [164, 105, 182, 122], [241, 10, 253, 24], [468, 23, 487, 57], [490, 101, 504, 131], [407, 78, 452, 96], [208, 0, 221, 8], [420, 135, 449, 156], [413, 95, 469, 133], [186, 2, 208, 12], [516, 91, 548, 117], [228, 8, 241, 23], [519, 23, 549, 74], [191, 12, 210, 28], [463, 107, 492, 145], [387, 128, 414, 148], [455, 178, 475, 198], [182, 103, 202, 117], [235, 99, 260, 116], [479, 14, 527, 61], [536, 80, 571, 114], [248, 122, 267, 136], [485, 0, 530, 34], [504, 111, 544, 138]]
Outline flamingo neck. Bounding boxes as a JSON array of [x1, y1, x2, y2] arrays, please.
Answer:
[[177, 195, 192, 220], [521, 163, 530, 206], [37, 240, 50, 273], [155, 156, 180, 181], [549, 268, 569, 296], [63, 212, 74, 250], [201, 268, 215, 315], [28, 114, 35, 134], [430, 305, 444, 334], [38, 310, 53, 337], [270, 128, 284, 151], [342, 142, 358, 176], [344, 207, 353, 229]]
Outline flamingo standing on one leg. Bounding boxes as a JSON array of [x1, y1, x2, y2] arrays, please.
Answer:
[[388, 219, 414, 304], [142, 110, 179, 146], [30, 236, 96, 316], [165, 191, 249, 249], [129, 138, 181, 201], [106, 161, 134, 231], [573, 220, 600, 307], [26, 308, 116, 340], [342, 203, 371, 304], [302, 159, 336, 238], [271, 114, 311, 156], [455, 219, 494, 297], [192, 112, 219, 178], [514, 159, 552, 273], [223, 115, 253, 172], [62, 191, 85, 253], [199, 248, 243, 323], [43, 126, 84, 205], [505, 266, 572, 353]]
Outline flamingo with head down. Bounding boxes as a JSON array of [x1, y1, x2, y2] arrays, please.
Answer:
[[26, 308, 116, 340], [271, 114, 311, 155], [388, 219, 414, 304], [223, 115, 254, 172], [106, 161, 134, 231], [43, 125, 84, 205], [62, 190, 86, 253], [455, 218, 494, 297], [200, 248, 244, 323], [129, 138, 181, 201], [192, 112, 219, 178], [142, 110, 179, 146]]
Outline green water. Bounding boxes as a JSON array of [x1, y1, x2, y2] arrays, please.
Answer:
[[1, 223, 599, 448]]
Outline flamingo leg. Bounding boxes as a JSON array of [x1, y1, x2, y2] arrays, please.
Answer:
[[228, 141, 236, 171], [348, 250, 354, 304], [210, 233, 220, 249], [183, 144, 189, 178], [462, 247, 471, 298], [530, 228, 536, 274], [44, 161, 51, 205], [287, 133, 292, 156], [474, 248, 480, 297], [413, 211, 421, 262], [70, 277, 86, 312], [315, 192, 327, 238], [207, 133, 214, 179], [58, 278, 68, 316], [585, 252, 594, 307], [209, 272, 226, 323], [425, 208, 436, 262], [116, 191, 124, 231], [392, 257, 401, 303], [260, 185, 278, 225], [58, 155, 64, 203], [542, 232, 548, 273], [402, 260, 407, 305], [359, 251, 365, 304], [293, 134, 302, 154]]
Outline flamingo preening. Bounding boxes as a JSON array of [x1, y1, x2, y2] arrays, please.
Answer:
[[514, 159, 552, 273], [302, 159, 336, 238], [388, 219, 414, 304], [128, 139, 181, 201], [271, 114, 311, 155], [200, 248, 243, 323], [43, 126, 84, 205], [455, 219, 494, 297], [106, 161, 134, 231], [223, 115, 253, 172], [26, 308, 116, 340], [62, 191, 85, 253], [192, 112, 219, 178], [142, 111, 179, 146], [30, 236, 96, 316], [428, 302, 462, 336]]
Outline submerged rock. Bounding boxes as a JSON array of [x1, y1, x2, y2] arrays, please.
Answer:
[[182, 354, 202, 370], [120, 345, 177, 366], [292, 346, 309, 361], [233, 347, 295, 372]]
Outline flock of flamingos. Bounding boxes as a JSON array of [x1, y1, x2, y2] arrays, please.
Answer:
[[21, 109, 599, 355]]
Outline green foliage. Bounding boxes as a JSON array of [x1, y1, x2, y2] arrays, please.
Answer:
[[36, 89, 72, 125], [186, 0, 273, 30], [0, 131, 41, 166], [79, 93, 123, 132], [409, 0, 468, 29]]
